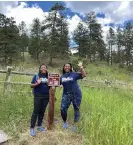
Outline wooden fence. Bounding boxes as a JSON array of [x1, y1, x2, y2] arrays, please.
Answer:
[[0, 66, 133, 129], [0, 66, 133, 92], [0, 66, 55, 130], [0, 66, 33, 94]]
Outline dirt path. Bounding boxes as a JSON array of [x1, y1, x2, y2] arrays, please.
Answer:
[[5, 120, 84, 145]]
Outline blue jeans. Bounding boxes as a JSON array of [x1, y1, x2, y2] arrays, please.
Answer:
[[61, 92, 82, 122]]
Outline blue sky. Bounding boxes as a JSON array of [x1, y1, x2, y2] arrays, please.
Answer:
[[24, 1, 133, 27], [27, 1, 62, 12], [23, 1, 133, 31], [26, 1, 105, 20], [27, 1, 87, 20], [0, 1, 133, 47], [24, 1, 108, 47]]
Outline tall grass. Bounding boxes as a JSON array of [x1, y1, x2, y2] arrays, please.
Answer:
[[0, 91, 33, 137], [55, 86, 133, 145], [86, 63, 133, 83], [0, 62, 133, 144], [78, 87, 133, 145], [0, 83, 133, 145]]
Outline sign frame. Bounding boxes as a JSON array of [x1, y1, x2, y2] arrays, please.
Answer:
[[48, 73, 60, 86]]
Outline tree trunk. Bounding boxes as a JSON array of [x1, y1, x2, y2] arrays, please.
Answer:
[[49, 12, 57, 66], [36, 52, 39, 60], [118, 45, 120, 63], [126, 45, 130, 66], [110, 43, 113, 65], [108, 43, 110, 65], [100, 52, 104, 61], [88, 40, 91, 60], [4, 44, 8, 65], [22, 48, 25, 62], [4, 54, 7, 65], [49, 56, 53, 66], [93, 53, 95, 62]]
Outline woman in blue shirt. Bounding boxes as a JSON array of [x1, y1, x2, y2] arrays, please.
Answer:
[[60, 62, 86, 131], [30, 64, 49, 136]]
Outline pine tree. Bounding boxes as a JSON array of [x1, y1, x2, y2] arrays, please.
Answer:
[[116, 26, 123, 64], [85, 12, 105, 61], [18, 21, 29, 62], [123, 22, 133, 67], [29, 18, 42, 60], [0, 13, 21, 65], [57, 16, 69, 57], [107, 27, 116, 65], [42, 2, 67, 65], [73, 22, 89, 57]]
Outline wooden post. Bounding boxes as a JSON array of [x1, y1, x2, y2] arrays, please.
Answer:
[[47, 86, 55, 130], [47, 73, 60, 130], [4, 66, 12, 94]]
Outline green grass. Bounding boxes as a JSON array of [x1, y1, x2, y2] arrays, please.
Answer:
[[0, 60, 133, 144], [1, 56, 133, 83], [0, 92, 32, 137], [0, 84, 133, 145], [79, 87, 133, 145], [86, 63, 133, 83], [0, 73, 6, 81]]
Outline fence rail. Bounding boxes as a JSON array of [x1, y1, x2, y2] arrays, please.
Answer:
[[0, 70, 34, 76], [0, 81, 30, 85], [0, 66, 133, 93]]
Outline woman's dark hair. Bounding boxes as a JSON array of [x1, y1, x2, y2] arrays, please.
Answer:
[[62, 63, 73, 74], [38, 64, 48, 76]]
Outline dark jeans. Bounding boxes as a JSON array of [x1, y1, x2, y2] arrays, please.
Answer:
[[61, 92, 82, 123], [30, 96, 49, 128]]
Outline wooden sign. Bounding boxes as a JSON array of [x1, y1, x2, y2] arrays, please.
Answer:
[[48, 73, 60, 86]]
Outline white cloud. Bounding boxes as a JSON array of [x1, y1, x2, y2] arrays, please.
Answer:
[[66, 14, 112, 45], [0, 2, 82, 47], [65, 1, 133, 24], [67, 14, 82, 38], [0, 2, 48, 32], [1, 1, 128, 47], [97, 17, 112, 43], [0, 1, 18, 14], [65, 1, 133, 45]]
